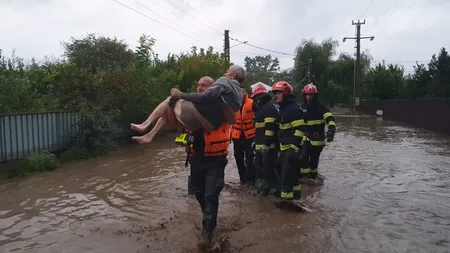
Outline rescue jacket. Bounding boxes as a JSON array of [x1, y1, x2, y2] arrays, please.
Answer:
[[277, 95, 306, 152], [175, 122, 230, 157], [231, 95, 256, 140], [253, 100, 279, 151], [300, 102, 336, 146]]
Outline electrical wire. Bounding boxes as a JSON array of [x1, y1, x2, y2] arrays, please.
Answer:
[[169, 0, 228, 32], [165, 0, 224, 36], [111, 0, 218, 49], [143, 0, 221, 39], [230, 37, 296, 56], [233, 50, 295, 59]]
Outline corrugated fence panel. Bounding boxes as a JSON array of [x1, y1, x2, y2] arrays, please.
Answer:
[[359, 98, 450, 135], [0, 111, 127, 163]]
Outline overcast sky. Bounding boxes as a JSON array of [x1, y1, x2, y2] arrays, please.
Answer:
[[1, 0, 449, 74]]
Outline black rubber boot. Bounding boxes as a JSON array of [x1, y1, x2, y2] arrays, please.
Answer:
[[293, 190, 301, 200], [187, 175, 194, 195]]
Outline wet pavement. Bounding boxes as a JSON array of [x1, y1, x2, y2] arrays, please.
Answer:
[[1, 114, 450, 253]]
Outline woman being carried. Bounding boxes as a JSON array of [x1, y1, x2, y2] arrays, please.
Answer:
[[130, 65, 246, 144]]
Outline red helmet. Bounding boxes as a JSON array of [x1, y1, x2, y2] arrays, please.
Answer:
[[272, 81, 293, 95], [251, 84, 268, 97], [302, 83, 318, 94]]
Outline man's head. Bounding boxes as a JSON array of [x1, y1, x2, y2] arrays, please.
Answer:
[[271, 81, 293, 104], [224, 64, 246, 84], [196, 76, 214, 93]]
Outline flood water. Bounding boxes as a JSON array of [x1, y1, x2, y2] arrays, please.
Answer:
[[1, 114, 450, 253]]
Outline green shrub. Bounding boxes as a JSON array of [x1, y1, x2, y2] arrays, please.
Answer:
[[22, 151, 59, 172], [5, 151, 59, 178]]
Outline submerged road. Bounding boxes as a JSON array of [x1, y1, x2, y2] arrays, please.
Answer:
[[1, 113, 449, 253]]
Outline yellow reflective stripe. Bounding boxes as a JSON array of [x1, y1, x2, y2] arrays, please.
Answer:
[[293, 185, 301, 191], [255, 122, 265, 128], [310, 140, 326, 146], [301, 136, 307, 146], [280, 144, 299, 151], [300, 168, 310, 174], [310, 168, 318, 173], [323, 112, 333, 120], [264, 117, 276, 123], [305, 119, 325, 126], [328, 121, 336, 126], [279, 119, 305, 130], [294, 130, 304, 137], [265, 130, 274, 136], [281, 191, 293, 199], [255, 144, 262, 151]]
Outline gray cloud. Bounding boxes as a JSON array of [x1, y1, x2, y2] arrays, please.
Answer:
[[1, 0, 448, 74]]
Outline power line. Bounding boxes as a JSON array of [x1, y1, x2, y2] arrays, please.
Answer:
[[360, 0, 375, 19], [135, 1, 208, 41], [143, 0, 221, 40], [229, 37, 296, 56], [170, 0, 227, 32], [165, 0, 224, 36], [372, 60, 428, 63], [111, 0, 217, 49], [233, 50, 295, 59]]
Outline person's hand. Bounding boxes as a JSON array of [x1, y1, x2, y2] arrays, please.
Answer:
[[171, 88, 183, 98], [326, 130, 335, 142]]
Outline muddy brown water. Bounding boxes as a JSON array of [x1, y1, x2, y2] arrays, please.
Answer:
[[1, 115, 450, 253]]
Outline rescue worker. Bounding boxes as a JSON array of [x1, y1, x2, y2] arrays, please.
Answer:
[[299, 83, 336, 183], [231, 85, 256, 185], [272, 81, 305, 201], [176, 122, 231, 247], [175, 76, 215, 195], [251, 84, 279, 196]]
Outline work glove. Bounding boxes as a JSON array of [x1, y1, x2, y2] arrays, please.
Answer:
[[326, 130, 335, 142]]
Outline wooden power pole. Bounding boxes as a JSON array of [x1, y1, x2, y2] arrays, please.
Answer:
[[224, 30, 230, 65], [343, 20, 374, 110]]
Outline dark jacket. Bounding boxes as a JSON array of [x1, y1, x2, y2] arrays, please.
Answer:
[[253, 97, 279, 149], [300, 102, 336, 146], [278, 95, 306, 151]]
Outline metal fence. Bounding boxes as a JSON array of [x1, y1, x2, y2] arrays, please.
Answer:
[[359, 98, 450, 135], [0, 111, 126, 163]]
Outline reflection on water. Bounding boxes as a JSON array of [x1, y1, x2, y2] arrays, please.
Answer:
[[0, 116, 449, 253]]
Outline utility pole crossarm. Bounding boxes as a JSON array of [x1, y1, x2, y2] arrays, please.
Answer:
[[342, 19, 375, 110]]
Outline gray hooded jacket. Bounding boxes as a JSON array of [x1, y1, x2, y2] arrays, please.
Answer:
[[180, 76, 243, 112]]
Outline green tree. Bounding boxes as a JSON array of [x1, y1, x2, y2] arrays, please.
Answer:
[[62, 33, 135, 73], [243, 54, 280, 87], [427, 47, 450, 98], [362, 63, 405, 100]]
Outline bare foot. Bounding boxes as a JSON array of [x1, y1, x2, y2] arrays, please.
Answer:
[[131, 135, 154, 144], [130, 123, 147, 133]]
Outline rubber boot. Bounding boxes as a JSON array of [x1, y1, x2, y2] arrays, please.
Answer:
[[198, 221, 214, 248], [187, 175, 194, 195]]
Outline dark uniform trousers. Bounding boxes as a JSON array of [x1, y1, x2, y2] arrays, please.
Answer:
[[190, 156, 228, 232]]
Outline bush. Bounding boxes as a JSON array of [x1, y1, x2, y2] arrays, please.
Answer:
[[6, 151, 59, 178]]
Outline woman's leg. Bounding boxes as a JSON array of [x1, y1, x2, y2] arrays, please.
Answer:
[[130, 97, 171, 133]]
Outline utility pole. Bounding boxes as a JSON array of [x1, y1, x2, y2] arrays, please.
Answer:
[[343, 20, 374, 111], [307, 58, 313, 83], [224, 30, 230, 66]]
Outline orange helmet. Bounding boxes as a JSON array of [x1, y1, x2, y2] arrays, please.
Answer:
[[302, 83, 318, 94], [251, 84, 268, 97], [272, 81, 293, 95]]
